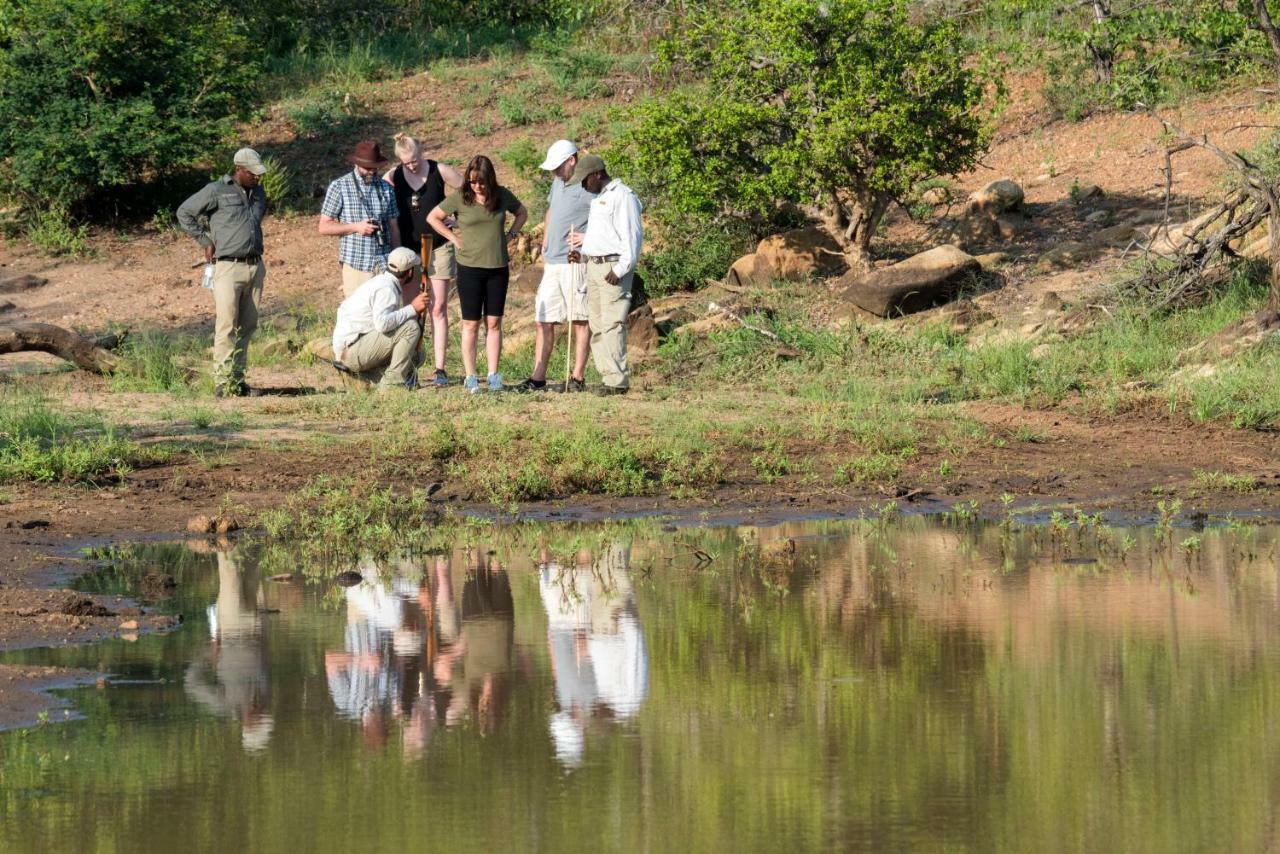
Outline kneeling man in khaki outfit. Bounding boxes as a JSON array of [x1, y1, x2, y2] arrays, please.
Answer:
[[331, 247, 430, 390], [567, 155, 643, 396]]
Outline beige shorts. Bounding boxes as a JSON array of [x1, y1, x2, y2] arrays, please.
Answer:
[[535, 262, 588, 323], [425, 241, 456, 281]]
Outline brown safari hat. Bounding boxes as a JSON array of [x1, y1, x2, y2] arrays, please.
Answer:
[[347, 140, 388, 168]]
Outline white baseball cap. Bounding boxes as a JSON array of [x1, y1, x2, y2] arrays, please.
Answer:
[[233, 147, 268, 176], [386, 247, 421, 274], [540, 139, 578, 171]]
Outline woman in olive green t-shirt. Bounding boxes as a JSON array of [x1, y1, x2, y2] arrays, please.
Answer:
[[427, 155, 527, 393]]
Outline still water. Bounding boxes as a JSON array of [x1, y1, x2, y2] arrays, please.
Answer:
[[2, 516, 1280, 852]]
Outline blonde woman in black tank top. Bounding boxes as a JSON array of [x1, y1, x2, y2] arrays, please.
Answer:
[[384, 134, 464, 386]]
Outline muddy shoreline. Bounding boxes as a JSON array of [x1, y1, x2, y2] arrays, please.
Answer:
[[5, 417, 1280, 730]]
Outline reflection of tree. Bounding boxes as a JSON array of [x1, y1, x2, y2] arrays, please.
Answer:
[[540, 542, 648, 768], [184, 549, 273, 753]]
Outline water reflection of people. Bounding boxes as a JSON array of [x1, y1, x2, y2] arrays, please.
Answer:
[[539, 543, 648, 768], [323, 551, 516, 753], [185, 549, 274, 753]]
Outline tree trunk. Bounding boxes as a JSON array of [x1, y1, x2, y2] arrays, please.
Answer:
[[1087, 0, 1114, 85], [0, 322, 120, 373], [1254, 0, 1280, 90]]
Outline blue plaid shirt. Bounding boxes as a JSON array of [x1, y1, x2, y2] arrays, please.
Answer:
[[321, 169, 400, 272]]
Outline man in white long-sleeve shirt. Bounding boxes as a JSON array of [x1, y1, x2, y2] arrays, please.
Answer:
[[332, 246, 429, 390], [567, 155, 643, 395]]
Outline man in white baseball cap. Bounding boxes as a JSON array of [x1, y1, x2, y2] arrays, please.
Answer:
[[514, 140, 593, 393], [331, 246, 430, 390]]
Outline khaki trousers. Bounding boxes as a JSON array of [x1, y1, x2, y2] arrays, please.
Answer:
[[212, 259, 264, 389], [586, 261, 632, 389], [341, 264, 377, 298], [343, 319, 424, 389]]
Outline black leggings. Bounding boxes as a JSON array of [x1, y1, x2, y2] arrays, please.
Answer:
[[456, 264, 510, 320]]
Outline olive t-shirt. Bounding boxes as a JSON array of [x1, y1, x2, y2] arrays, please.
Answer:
[[438, 186, 523, 269]]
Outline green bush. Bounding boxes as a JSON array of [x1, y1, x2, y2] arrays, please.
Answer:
[[0, 395, 159, 485], [615, 0, 994, 268], [642, 228, 752, 296], [0, 0, 260, 216], [26, 204, 91, 257]]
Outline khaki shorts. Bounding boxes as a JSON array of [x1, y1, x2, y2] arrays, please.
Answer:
[[425, 241, 456, 281], [535, 262, 588, 323]]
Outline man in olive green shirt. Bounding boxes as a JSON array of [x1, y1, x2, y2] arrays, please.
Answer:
[[177, 148, 269, 397]]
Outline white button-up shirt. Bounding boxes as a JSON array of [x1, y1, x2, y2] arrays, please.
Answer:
[[580, 178, 643, 280], [331, 272, 417, 358]]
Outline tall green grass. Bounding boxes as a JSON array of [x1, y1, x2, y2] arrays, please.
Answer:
[[0, 392, 162, 484]]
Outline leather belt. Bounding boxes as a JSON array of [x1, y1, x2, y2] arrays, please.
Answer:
[[585, 254, 620, 263], [217, 254, 262, 263]]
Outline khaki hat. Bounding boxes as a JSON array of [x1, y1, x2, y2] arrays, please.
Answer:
[[567, 154, 606, 186], [234, 148, 267, 176], [386, 247, 421, 275]]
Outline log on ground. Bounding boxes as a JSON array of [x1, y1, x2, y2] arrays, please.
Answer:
[[0, 322, 120, 373]]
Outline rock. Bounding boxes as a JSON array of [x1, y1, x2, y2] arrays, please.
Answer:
[[1124, 209, 1167, 226], [627, 303, 659, 357], [1084, 209, 1110, 225], [186, 515, 214, 533], [751, 227, 846, 281], [1242, 237, 1271, 259], [1040, 291, 1067, 312], [0, 300, 14, 314], [973, 252, 1009, 270], [838, 245, 981, 318], [140, 572, 176, 599], [264, 314, 303, 334], [967, 179, 1024, 215], [0, 274, 48, 294], [726, 252, 766, 287], [1036, 241, 1099, 270], [257, 338, 299, 360], [118, 620, 140, 631], [1146, 209, 1222, 256], [995, 213, 1032, 240], [512, 262, 544, 294], [921, 186, 950, 206], [306, 337, 336, 362], [335, 571, 363, 587], [937, 298, 994, 333], [214, 515, 240, 534], [676, 313, 736, 338], [1073, 183, 1104, 201], [1091, 224, 1138, 247], [61, 596, 112, 617], [20, 519, 50, 530]]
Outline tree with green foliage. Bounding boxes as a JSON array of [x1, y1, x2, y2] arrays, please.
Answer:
[[0, 0, 259, 216], [615, 0, 995, 270]]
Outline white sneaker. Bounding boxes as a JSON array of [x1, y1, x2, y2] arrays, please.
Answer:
[[463, 375, 481, 394]]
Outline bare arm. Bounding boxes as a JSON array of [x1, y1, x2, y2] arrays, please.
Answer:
[[437, 163, 464, 189], [389, 220, 401, 249], [319, 214, 376, 237], [426, 206, 462, 249], [507, 205, 528, 238]]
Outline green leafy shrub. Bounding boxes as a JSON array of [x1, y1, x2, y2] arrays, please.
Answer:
[[614, 0, 995, 268], [0, 0, 259, 217], [642, 228, 752, 296], [26, 204, 91, 257], [259, 156, 300, 211]]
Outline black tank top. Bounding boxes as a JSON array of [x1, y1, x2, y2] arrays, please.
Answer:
[[392, 161, 447, 249]]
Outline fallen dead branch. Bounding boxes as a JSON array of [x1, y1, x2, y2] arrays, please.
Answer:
[[0, 322, 120, 373]]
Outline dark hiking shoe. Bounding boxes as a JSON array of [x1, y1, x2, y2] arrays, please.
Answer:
[[559, 377, 586, 393], [514, 377, 548, 393], [433, 368, 449, 388]]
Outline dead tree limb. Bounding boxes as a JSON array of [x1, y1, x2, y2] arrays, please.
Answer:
[[0, 322, 120, 373]]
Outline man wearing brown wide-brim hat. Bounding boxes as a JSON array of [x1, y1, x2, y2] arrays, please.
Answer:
[[318, 140, 403, 297]]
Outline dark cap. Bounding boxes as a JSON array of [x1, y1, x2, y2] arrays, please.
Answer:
[[347, 140, 388, 168], [567, 154, 606, 186]]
